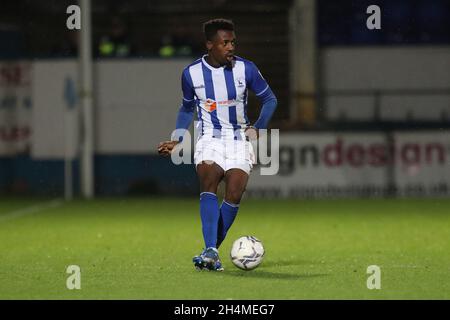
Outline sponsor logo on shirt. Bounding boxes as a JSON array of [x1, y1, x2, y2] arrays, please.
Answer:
[[205, 99, 217, 112], [204, 99, 241, 112]]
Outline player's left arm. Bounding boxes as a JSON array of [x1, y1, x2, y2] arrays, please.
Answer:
[[246, 62, 278, 138]]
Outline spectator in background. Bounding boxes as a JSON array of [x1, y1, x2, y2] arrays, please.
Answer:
[[158, 26, 202, 58], [158, 34, 177, 58], [97, 16, 134, 58]]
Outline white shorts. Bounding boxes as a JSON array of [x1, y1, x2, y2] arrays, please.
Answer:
[[194, 136, 256, 175]]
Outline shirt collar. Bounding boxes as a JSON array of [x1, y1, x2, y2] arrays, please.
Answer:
[[202, 55, 234, 71]]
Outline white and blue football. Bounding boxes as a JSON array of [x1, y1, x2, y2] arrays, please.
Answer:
[[230, 236, 265, 270]]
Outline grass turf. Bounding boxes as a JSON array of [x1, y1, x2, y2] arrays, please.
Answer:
[[0, 197, 449, 299]]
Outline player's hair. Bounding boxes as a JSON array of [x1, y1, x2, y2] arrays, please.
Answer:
[[203, 18, 235, 41]]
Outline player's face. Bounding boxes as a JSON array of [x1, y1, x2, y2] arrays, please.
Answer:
[[207, 30, 236, 65]]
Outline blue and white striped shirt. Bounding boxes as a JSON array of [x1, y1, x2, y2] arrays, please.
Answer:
[[177, 55, 275, 140]]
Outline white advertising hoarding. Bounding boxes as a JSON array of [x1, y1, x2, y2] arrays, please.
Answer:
[[95, 59, 191, 154], [30, 59, 190, 158], [394, 131, 450, 196], [0, 61, 32, 156], [247, 131, 450, 198], [31, 60, 79, 159], [247, 133, 388, 198]]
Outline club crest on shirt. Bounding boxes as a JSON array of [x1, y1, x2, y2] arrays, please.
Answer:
[[205, 98, 217, 112], [236, 78, 245, 87]]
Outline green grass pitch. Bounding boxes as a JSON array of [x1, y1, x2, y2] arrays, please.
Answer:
[[0, 197, 449, 299]]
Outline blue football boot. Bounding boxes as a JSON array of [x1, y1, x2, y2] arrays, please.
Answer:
[[192, 247, 224, 271], [202, 247, 224, 272], [210, 259, 224, 272], [193, 250, 207, 271]]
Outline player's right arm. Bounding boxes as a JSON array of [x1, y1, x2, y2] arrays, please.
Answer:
[[158, 69, 196, 156]]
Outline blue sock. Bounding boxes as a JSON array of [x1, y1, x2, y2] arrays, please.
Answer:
[[199, 192, 220, 249], [216, 201, 239, 248]]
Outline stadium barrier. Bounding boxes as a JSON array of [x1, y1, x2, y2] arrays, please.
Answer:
[[1, 60, 449, 197]]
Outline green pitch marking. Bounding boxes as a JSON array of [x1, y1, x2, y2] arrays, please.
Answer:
[[0, 197, 449, 299]]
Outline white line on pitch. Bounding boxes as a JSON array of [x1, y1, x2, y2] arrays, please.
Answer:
[[0, 199, 64, 223]]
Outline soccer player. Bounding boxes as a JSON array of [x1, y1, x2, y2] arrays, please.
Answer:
[[158, 19, 277, 271]]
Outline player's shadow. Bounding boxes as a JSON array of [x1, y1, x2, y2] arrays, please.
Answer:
[[222, 258, 328, 280], [262, 258, 317, 268], [222, 270, 328, 281]]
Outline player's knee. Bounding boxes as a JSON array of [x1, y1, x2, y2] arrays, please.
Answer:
[[200, 178, 219, 193], [225, 190, 244, 204]]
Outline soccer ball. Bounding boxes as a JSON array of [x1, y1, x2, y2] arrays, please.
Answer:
[[230, 236, 265, 270]]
